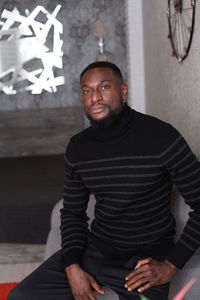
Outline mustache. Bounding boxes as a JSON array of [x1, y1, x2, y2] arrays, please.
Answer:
[[88, 103, 110, 112]]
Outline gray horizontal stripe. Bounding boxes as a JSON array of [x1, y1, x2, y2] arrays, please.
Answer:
[[62, 206, 86, 214], [93, 182, 171, 197], [83, 172, 162, 180], [96, 206, 169, 225], [96, 190, 169, 209], [95, 214, 169, 232], [61, 220, 84, 227], [65, 178, 81, 183], [96, 200, 168, 217], [177, 158, 198, 173], [66, 136, 183, 167], [61, 214, 88, 221], [63, 199, 88, 205], [61, 227, 88, 235], [64, 156, 73, 167], [182, 186, 200, 196], [167, 151, 193, 171], [64, 171, 71, 176], [190, 218, 200, 227], [65, 186, 85, 190], [66, 155, 160, 168], [92, 231, 161, 246], [93, 220, 173, 239], [187, 224, 200, 236], [179, 239, 196, 251], [94, 190, 151, 196], [64, 191, 88, 198], [123, 182, 171, 200], [61, 221, 87, 229], [186, 196, 200, 204], [159, 135, 182, 157], [87, 180, 159, 189], [94, 186, 169, 196], [78, 164, 161, 173], [162, 143, 188, 166], [174, 168, 200, 182], [193, 212, 200, 219], [181, 232, 200, 248], [62, 232, 86, 241], [176, 177, 200, 189]]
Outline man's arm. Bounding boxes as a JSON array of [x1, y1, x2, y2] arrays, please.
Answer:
[[60, 142, 104, 299], [60, 150, 90, 267], [161, 129, 200, 268], [125, 126, 200, 293]]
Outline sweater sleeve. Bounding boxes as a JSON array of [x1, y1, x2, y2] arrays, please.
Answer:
[[159, 126, 200, 269], [60, 141, 90, 268]]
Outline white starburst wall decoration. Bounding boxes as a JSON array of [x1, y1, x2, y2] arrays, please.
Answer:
[[0, 5, 65, 94]]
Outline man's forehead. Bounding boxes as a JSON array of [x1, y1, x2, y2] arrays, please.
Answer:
[[81, 79, 112, 88], [81, 67, 119, 83]]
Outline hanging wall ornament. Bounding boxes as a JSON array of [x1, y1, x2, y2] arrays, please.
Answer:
[[0, 5, 65, 94], [167, 0, 196, 63]]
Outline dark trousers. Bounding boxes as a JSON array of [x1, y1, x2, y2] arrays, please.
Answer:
[[8, 239, 169, 300]]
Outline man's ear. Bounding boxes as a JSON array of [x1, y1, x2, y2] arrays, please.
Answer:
[[121, 84, 128, 101]]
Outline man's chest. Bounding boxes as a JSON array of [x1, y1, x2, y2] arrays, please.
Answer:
[[75, 155, 168, 195]]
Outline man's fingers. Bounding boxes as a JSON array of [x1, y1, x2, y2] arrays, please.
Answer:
[[138, 282, 152, 293], [89, 276, 104, 295], [74, 288, 98, 300], [125, 271, 151, 291], [135, 257, 152, 270], [125, 262, 150, 280]]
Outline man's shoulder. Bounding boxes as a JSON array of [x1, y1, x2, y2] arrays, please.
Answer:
[[135, 110, 169, 127], [133, 110, 182, 154], [70, 126, 92, 144], [135, 110, 179, 137]]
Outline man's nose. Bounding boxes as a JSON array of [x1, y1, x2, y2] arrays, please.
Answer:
[[91, 90, 102, 103]]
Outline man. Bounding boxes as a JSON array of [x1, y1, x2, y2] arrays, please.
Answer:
[[8, 61, 200, 300]]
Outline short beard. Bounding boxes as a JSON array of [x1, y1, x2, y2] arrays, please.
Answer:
[[86, 101, 124, 129]]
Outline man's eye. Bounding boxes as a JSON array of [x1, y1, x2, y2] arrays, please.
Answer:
[[83, 90, 91, 94], [102, 85, 109, 90]]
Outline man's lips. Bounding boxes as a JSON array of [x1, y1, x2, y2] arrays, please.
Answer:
[[89, 104, 108, 114]]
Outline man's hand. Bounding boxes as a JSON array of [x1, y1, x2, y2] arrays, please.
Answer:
[[65, 264, 104, 300], [125, 258, 177, 293]]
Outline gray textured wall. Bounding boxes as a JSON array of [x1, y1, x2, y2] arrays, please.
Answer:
[[0, 0, 127, 111], [142, 0, 200, 159]]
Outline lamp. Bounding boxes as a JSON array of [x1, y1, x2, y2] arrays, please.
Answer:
[[91, 12, 107, 61]]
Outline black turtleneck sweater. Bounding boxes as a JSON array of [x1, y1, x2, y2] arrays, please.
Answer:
[[60, 105, 200, 269]]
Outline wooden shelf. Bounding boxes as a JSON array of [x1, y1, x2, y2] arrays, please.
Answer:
[[0, 107, 84, 157]]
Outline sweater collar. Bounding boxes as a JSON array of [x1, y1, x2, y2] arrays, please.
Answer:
[[89, 104, 135, 141]]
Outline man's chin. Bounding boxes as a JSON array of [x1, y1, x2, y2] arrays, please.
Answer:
[[87, 111, 117, 129]]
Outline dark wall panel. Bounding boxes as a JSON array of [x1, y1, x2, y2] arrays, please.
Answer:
[[0, 154, 64, 243]]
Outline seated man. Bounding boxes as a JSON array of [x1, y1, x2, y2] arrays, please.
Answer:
[[8, 61, 200, 300]]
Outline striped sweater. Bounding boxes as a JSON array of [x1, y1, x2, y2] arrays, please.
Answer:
[[60, 105, 200, 269]]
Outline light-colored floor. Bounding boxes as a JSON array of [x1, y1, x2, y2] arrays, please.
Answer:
[[0, 243, 45, 264], [0, 262, 42, 283], [0, 243, 45, 283]]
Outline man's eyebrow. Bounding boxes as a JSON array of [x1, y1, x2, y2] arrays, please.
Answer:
[[81, 80, 112, 88], [101, 80, 112, 83]]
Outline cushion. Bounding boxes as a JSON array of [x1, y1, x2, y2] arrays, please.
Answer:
[[0, 282, 18, 300]]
